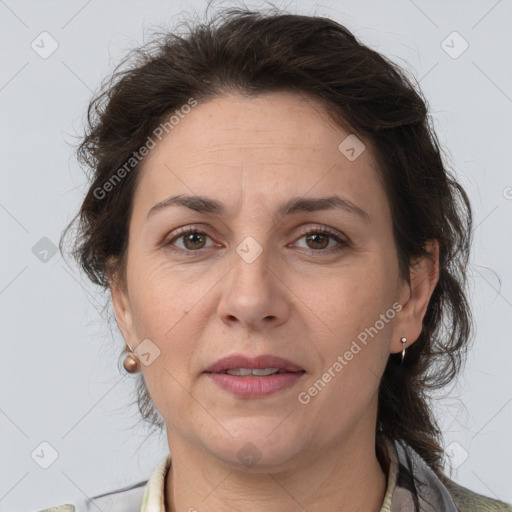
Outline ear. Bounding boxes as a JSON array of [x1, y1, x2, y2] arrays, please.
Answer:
[[106, 258, 137, 348], [390, 239, 440, 354]]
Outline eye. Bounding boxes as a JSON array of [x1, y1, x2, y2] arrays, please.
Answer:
[[164, 227, 216, 252], [293, 226, 349, 253]]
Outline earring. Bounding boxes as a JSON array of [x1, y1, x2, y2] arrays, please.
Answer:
[[400, 337, 407, 363], [123, 344, 140, 373]]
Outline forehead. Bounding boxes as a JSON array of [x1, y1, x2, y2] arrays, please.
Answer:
[[132, 91, 387, 220], [152, 91, 361, 160]]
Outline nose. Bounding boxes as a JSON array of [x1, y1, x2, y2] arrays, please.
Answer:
[[216, 242, 290, 332]]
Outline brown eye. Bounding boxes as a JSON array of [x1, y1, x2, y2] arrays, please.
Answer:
[[294, 227, 349, 253], [182, 231, 207, 250], [165, 228, 214, 252], [305, 232, 330, 250]]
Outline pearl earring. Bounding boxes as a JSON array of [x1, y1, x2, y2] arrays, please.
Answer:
[[123, 344, 140, 373]]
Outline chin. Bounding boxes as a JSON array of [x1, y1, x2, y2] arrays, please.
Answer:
[[204, 421, 304, 471]]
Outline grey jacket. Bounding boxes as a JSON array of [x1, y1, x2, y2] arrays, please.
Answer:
[[389, 441, 512, 511]]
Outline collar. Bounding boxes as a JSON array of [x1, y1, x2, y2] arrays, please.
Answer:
[[139, 438, 459, 512], [139, 453, 169, 512]]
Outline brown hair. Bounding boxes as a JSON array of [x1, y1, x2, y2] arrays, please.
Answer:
[[61, 7, 473, 488]]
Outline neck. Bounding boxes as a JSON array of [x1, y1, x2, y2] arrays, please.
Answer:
[[164, 427, 388, 512]]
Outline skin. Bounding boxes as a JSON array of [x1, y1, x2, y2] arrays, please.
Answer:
[[109, 91, 439, 512]]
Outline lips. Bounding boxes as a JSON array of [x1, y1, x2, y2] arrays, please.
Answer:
[[205, 354, 306, 398], [204, 354, 304, 374]]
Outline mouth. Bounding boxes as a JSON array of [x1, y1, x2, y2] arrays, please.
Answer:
[[204, 354, 306, 397], [204, 354, 304, 374], [214, 368, 299, 376]]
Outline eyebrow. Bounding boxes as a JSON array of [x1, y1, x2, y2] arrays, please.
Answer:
[[147, 194, 371, 224]]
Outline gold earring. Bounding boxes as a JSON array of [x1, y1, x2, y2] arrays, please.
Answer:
[[400, 337, 407, 363], [123, 344, 140, 373]]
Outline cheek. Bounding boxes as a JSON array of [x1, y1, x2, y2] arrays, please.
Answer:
[[126, 255, 215, 366], [126, 255, 190, 333], [129, 270, 201, 415], [305, 254, 392, 323], [302, 256, 396, 376]]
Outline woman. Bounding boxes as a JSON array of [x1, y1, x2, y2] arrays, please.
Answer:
[[52, 7, 512, 512]]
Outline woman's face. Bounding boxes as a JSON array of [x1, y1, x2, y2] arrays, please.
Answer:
[[111, 91, 435, 469]]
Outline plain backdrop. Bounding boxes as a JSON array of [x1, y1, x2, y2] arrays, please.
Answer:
[[1, 0, 511, 510]]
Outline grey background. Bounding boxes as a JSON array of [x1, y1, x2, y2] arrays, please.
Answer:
[[1, 0, 511, 510]]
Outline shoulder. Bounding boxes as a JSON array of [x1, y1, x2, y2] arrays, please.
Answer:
[[443, 478, 512, 512], [35, 453, 170, 512], [385, 436, 512, 512], [34, 480, 147, 512]]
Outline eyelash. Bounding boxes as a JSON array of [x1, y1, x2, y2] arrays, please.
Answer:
[[163, 225, 349, 256]]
